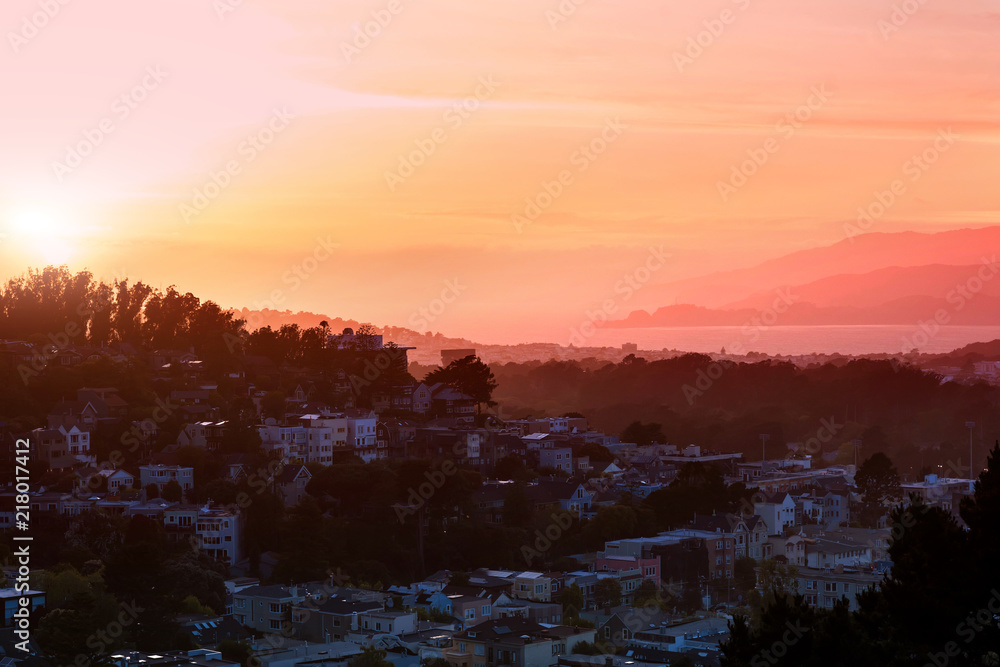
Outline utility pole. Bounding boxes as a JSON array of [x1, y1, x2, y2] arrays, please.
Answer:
[[966, 421, 976, 478], [852, 439, 862, 469], [760, 434, 770, 465]]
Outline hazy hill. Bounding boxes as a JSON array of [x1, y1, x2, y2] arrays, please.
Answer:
[[639, 226, 1000, 309]]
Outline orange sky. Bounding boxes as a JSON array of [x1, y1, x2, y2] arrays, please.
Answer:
[[1, 0, 999, 343]]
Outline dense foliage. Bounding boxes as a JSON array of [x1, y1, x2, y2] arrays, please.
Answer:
[[721, 443, 1000, 666]]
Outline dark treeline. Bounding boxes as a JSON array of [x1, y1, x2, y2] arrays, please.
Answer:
[[0, 269, 414, 435], [721, 444, 1000, 666], [492, 355, 1000, 477], [0, 266, 244, 357]]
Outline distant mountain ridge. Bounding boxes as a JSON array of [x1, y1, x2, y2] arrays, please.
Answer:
[[636, 226, 1000, 309], [612, 226, 1000, 327]]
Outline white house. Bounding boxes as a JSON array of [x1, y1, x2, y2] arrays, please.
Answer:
[[754, 492, 797, 535], [140, 465, 194, 493]]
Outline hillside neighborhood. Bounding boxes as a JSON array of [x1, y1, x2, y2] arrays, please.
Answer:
[[1, 323, 989, 667]]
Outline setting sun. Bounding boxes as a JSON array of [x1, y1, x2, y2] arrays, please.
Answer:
[[5, 206, 76, 265]]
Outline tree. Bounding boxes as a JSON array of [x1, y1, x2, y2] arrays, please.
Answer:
[[348, 647, 393, 667], [594, 578, 621, 611], [161, 479, 183, 502], [855, 452, 900, 527], [145, 483, 160, 500], [733, 556, 757, 598], [494, 455, 533, 482], [218, 640, 254, 667], [558, 583, 584, 614], [354, 323, 381, 351], [261, 390, 286, 420], [424, 355, 498, 414], [621, 421, 665, 446], [502, 484, 533, 528], [633, 579, 660, 607], [578, 442, 614, 463]]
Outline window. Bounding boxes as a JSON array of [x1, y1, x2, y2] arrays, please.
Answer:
[[825, 582, 837, 593], [465, 609, 475, 620], [269, 620, 282, 630], [482, 605, 491, 616]]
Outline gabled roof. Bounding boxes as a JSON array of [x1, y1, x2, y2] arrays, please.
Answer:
[[275, 464, 311, 484]]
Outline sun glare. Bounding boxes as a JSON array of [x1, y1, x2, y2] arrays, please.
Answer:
[[5, 206, 77, 265]]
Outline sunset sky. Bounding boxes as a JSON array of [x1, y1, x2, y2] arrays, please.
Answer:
[[1, 0, 999, 344]]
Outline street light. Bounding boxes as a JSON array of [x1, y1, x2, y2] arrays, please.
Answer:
[[966, 421, 976, 478]]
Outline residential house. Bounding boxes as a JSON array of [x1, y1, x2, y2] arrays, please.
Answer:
[[293, 596, 383, 642], [792, 566, 882, 611], [447, 618, 595, 667], [0, 588, 45, 627], [274, 464, 312, 507], [594, 554, 661, 592], [539, 447, 573, 474], [513, 572, 553, 603], [178, 421, 230, 452], [754, 492, 798, 535], [140, 464, 194, 494], [692, 512, 768, 561], [232, 584, 329, 634]]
